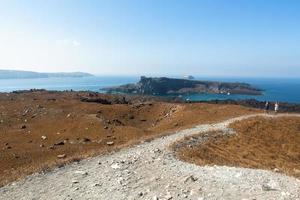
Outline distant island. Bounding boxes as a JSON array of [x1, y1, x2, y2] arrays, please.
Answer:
[[0, 69, 94, 79], [104, 76, 262, 95]]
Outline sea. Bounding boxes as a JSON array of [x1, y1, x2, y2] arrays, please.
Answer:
[[0, 76, 300, 104]]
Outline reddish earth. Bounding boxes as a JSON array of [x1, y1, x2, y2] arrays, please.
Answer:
[[0, 90, 259, 186], [175, 116, 300, 178]]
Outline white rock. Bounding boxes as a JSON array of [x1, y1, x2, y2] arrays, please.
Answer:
[[41, 135, 47, 140], [74, 170, 88, 176], [111, 163, 121, 169]]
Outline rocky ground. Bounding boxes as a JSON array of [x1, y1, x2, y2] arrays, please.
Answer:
[[0, 90, 259, 186], [1, 113, 299, 200], [174, 116, 300, 178]]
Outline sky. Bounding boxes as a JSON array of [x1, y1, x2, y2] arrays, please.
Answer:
[[0, 0, 300, 77]]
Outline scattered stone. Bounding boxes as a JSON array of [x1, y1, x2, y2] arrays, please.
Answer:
[[13, 154, 20, 159], [54, 141, 65, 146], [57, 154, 66, 159], [39, 144, 44, 148], [21, 125, 27, 129], [153, 148, 161, 153], [104, 126, 108, 129], [74, 170, 88, 176], [184, 175, 198, 183], [152, 196, 159, 200], [67, 113, 71, 118], [41, 135, 47, 140], [22, 109, 30, 116], [273, 168, 280, 173], [72, 180, 79, 184], [49, 145, 55, 150], [138, 192, 143, 197], [262, 180, 279, 191], [78, 138, 91, 144], [4, 146, 12, 150], [111, 163, 121, 169], [262, 184, 275, 191], [106, 141, 114, 146]]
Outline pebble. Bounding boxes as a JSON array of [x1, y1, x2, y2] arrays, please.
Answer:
[[273, 168, 280, 173], [138, 192, 143, 197], [41, 135, 47, 140], [111, 163, 121, 169], [106, 141, 114, 146], [184, 175, 198, 183], [57, 154, 66, 159], [74, 171, 88, 176]]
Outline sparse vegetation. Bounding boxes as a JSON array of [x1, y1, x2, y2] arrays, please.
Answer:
[[175, 117, 300, 178]]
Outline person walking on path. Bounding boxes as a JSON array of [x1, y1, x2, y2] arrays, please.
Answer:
[[264, 101, 270, 113], [274, 102, 279, 114]]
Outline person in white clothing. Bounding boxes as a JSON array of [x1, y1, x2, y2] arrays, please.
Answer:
[[274, 102, 279, 113]]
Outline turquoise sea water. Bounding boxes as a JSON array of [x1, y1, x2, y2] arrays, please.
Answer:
[[0, 76, 299, 103]]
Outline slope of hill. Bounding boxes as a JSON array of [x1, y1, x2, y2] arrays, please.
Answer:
[[0, 70, 93, 79]]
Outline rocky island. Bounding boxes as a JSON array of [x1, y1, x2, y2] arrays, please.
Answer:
[[104, 76, 262, 95]]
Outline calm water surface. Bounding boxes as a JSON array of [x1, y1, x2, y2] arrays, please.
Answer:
[[0, 76, 299, 103]]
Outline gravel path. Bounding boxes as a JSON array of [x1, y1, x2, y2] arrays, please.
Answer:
[[1, 113, 300, 200]]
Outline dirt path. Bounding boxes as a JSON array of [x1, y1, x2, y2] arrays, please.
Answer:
[[1, 114, 299, 200]]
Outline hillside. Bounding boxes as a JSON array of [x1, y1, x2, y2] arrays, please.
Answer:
[[0, 90, 259, 186], [0, 70, 93, 79]]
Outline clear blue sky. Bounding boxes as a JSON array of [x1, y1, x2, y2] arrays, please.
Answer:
[[0, 0, 300, 77]]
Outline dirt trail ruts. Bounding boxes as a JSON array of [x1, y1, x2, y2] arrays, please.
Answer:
[[0, 113, 300, 200]]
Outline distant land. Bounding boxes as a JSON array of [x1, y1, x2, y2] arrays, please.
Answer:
[[0, 69, 94, 79], [104, 76, 262, 95]]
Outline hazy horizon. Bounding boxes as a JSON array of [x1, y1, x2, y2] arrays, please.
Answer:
[[1, 0, 300, 78]]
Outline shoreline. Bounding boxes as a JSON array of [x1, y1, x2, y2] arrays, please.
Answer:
[[3, 89, 300, 112]]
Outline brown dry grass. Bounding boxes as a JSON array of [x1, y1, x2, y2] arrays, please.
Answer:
[[0, 91, 259, 186], [175, 117, 300, 178]]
